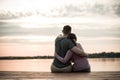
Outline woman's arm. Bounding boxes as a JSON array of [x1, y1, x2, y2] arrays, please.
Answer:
[[55, 50, 73, 63], [76, 43, 88, 57], [77, 43, 84, 52]]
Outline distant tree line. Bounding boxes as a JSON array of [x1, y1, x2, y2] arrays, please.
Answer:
[[88, 52, 120, 58], [0, 56, 54, 60], [0, 52, 120, 60]]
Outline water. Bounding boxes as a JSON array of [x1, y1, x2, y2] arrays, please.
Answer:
[[0, 58, 120, 72]]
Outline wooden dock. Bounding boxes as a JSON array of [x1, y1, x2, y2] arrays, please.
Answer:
[[0, 71, 120, 80]]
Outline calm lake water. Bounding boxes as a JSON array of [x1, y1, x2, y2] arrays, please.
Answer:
[[0, 58, 120, 72]]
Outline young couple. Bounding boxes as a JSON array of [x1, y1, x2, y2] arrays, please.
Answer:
[[51, 25, 90, 73]]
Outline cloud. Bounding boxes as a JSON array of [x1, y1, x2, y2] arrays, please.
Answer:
[[0, 22, 62, 36], [0, 0, 120, 19], [0, 35, 55, 43], [0, 0, 120, 42]]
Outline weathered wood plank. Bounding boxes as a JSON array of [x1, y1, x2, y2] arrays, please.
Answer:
[[0, 71, 120, 80]]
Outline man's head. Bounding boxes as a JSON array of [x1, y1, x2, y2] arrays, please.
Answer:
[[62, 25, 71, 35]]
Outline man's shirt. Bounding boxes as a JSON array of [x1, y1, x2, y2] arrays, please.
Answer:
[[53, 37, 75, 68]]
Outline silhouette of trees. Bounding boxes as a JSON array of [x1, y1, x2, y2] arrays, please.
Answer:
[[88, 52, 120, 58], [0, 52, 120, 60]]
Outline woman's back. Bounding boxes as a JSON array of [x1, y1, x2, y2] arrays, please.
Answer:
[[72, 53, 90, 71], [70, 43, 90, 71]]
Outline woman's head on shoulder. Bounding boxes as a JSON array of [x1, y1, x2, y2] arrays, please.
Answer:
[[67, 33, 77, 42], [67, 33, 77, 46]]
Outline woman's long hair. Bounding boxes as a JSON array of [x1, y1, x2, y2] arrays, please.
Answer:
[[67, 33, 77, 46]]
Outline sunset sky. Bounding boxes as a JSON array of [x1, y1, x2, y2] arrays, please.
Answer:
[[0, 0, 120, 56]]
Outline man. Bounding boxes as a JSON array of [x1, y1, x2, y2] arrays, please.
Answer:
[[51, 25, 87, 73]]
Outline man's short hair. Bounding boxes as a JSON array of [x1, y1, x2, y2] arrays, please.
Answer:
[[62, 25, 71, 34]]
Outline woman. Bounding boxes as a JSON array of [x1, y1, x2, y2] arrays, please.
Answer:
[[55, 33, 91, 72]]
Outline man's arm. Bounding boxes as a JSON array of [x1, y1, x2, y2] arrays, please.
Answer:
[[55, 51, 72, 63], [70, 46, 87, 57]]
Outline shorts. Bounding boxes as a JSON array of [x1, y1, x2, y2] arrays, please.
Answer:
[[51, 63, 72, 73]]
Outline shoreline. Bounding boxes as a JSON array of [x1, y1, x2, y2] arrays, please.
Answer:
[[0, 56, 120, 60], [0, 57, 120, 60], [0, 52, 120, 60]]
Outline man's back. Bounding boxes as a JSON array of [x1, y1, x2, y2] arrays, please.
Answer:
[[53, 37, 75, 68]]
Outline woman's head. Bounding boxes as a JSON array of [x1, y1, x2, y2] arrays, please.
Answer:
[[67, 33, 77, 41], [67, 33, 77, 45]]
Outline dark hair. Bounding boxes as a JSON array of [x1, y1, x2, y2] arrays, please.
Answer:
[[67, 33, 77, 46], [62, 25, 71, 34]]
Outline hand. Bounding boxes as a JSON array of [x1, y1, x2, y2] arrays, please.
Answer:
[[54, 52, 58, 58], [78, 52, 88, 57], [85, 53, 88, 57], [54, 52, 56, 56], [57, 34, 63, 38]]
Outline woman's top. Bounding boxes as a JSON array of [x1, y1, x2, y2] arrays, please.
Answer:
[[55, 43, 90, 71]]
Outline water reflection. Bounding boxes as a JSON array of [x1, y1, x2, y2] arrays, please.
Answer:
[[0, 58, 120, 72]]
